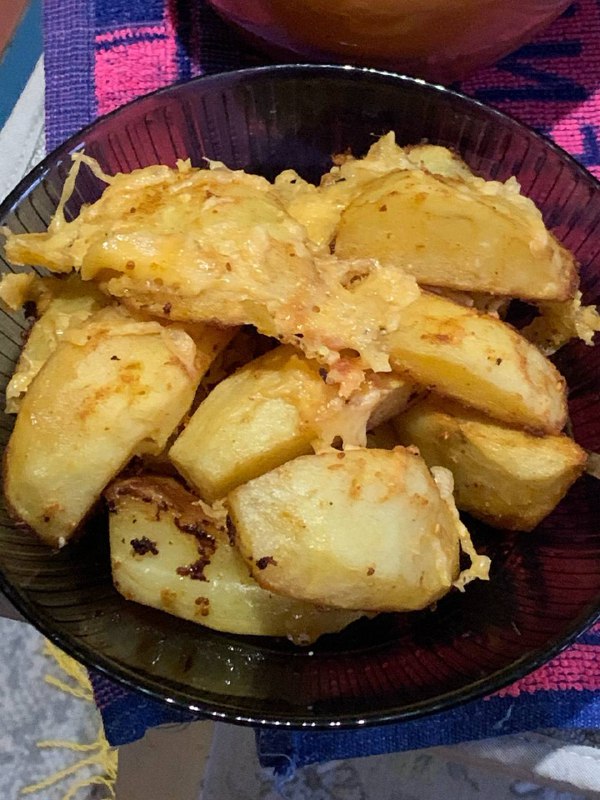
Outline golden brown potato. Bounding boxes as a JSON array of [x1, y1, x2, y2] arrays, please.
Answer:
[[335, 168, 577, 301], [274, 134, 408, 248], [228, 448, 489, 612], [386, 292, 567, 434], [170, 344, 418, 502], [3, 308, 210, 546], [107, 476, 364, 642], [2, 130, 593, 651], [170, 345, 335, 502], [394, 396, 587, 530]]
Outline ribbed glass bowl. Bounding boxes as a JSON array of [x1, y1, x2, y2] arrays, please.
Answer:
[[0, 65, 599, 727]]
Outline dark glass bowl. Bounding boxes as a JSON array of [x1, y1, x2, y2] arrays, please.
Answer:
[[1, 65, 599, 728]]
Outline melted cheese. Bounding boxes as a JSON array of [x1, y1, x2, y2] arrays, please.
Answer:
[[522, 290, 600, 355], [430, 465, 491, 588], [4, 158, 420, 394], [274, 132, 492, 250], [274, 132, 415, 248]]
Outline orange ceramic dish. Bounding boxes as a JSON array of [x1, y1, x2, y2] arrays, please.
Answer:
[[207, 0, 571, 82]]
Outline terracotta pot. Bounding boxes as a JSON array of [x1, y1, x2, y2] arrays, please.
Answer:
[[207, 0, 571, 83]]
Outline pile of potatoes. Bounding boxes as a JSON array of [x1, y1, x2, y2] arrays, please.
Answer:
[[1, 133, 596, 644]]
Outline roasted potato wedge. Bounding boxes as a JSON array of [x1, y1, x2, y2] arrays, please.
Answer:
[[394, 396, 587, 530], [228, 448, 489, 612], [335, 168, 577, 301], [170, 345, 336, 502], [3, 308, 210, 546], [169, 345, 418, 502], [273, 131, 412, 249], [386, 292, 567, 434], [2, 132, 590, 646], [107, 476, 364, 642]]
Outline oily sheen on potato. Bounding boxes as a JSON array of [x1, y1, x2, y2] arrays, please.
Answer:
[[0, 274, 108, 413], [107, 476, 364, 642], [170, 345, 336, 502], [386, 292, 567, 434], [228, 448, 488, 612]]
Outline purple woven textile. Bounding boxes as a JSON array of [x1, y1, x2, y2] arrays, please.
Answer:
[[43, 0, 600, 772]]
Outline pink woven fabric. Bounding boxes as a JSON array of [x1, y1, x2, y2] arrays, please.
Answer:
[[494, 625, 600, 698], [95, 19, 179, 117]]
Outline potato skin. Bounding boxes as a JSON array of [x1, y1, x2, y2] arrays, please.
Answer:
[[335, 168, 577, 301], [107, 476, 364, 642], [394, 396, 587, 530], [386, 292, 567, 434], [228, 448, 465, 612]]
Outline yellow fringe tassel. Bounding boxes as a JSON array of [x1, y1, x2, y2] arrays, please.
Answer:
[[20, 641, 118, 800], [44, 675, 95, 702]]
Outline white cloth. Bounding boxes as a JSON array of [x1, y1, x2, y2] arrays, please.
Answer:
[[201, 724, 600, 799], [0, 56, 45, 203]]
